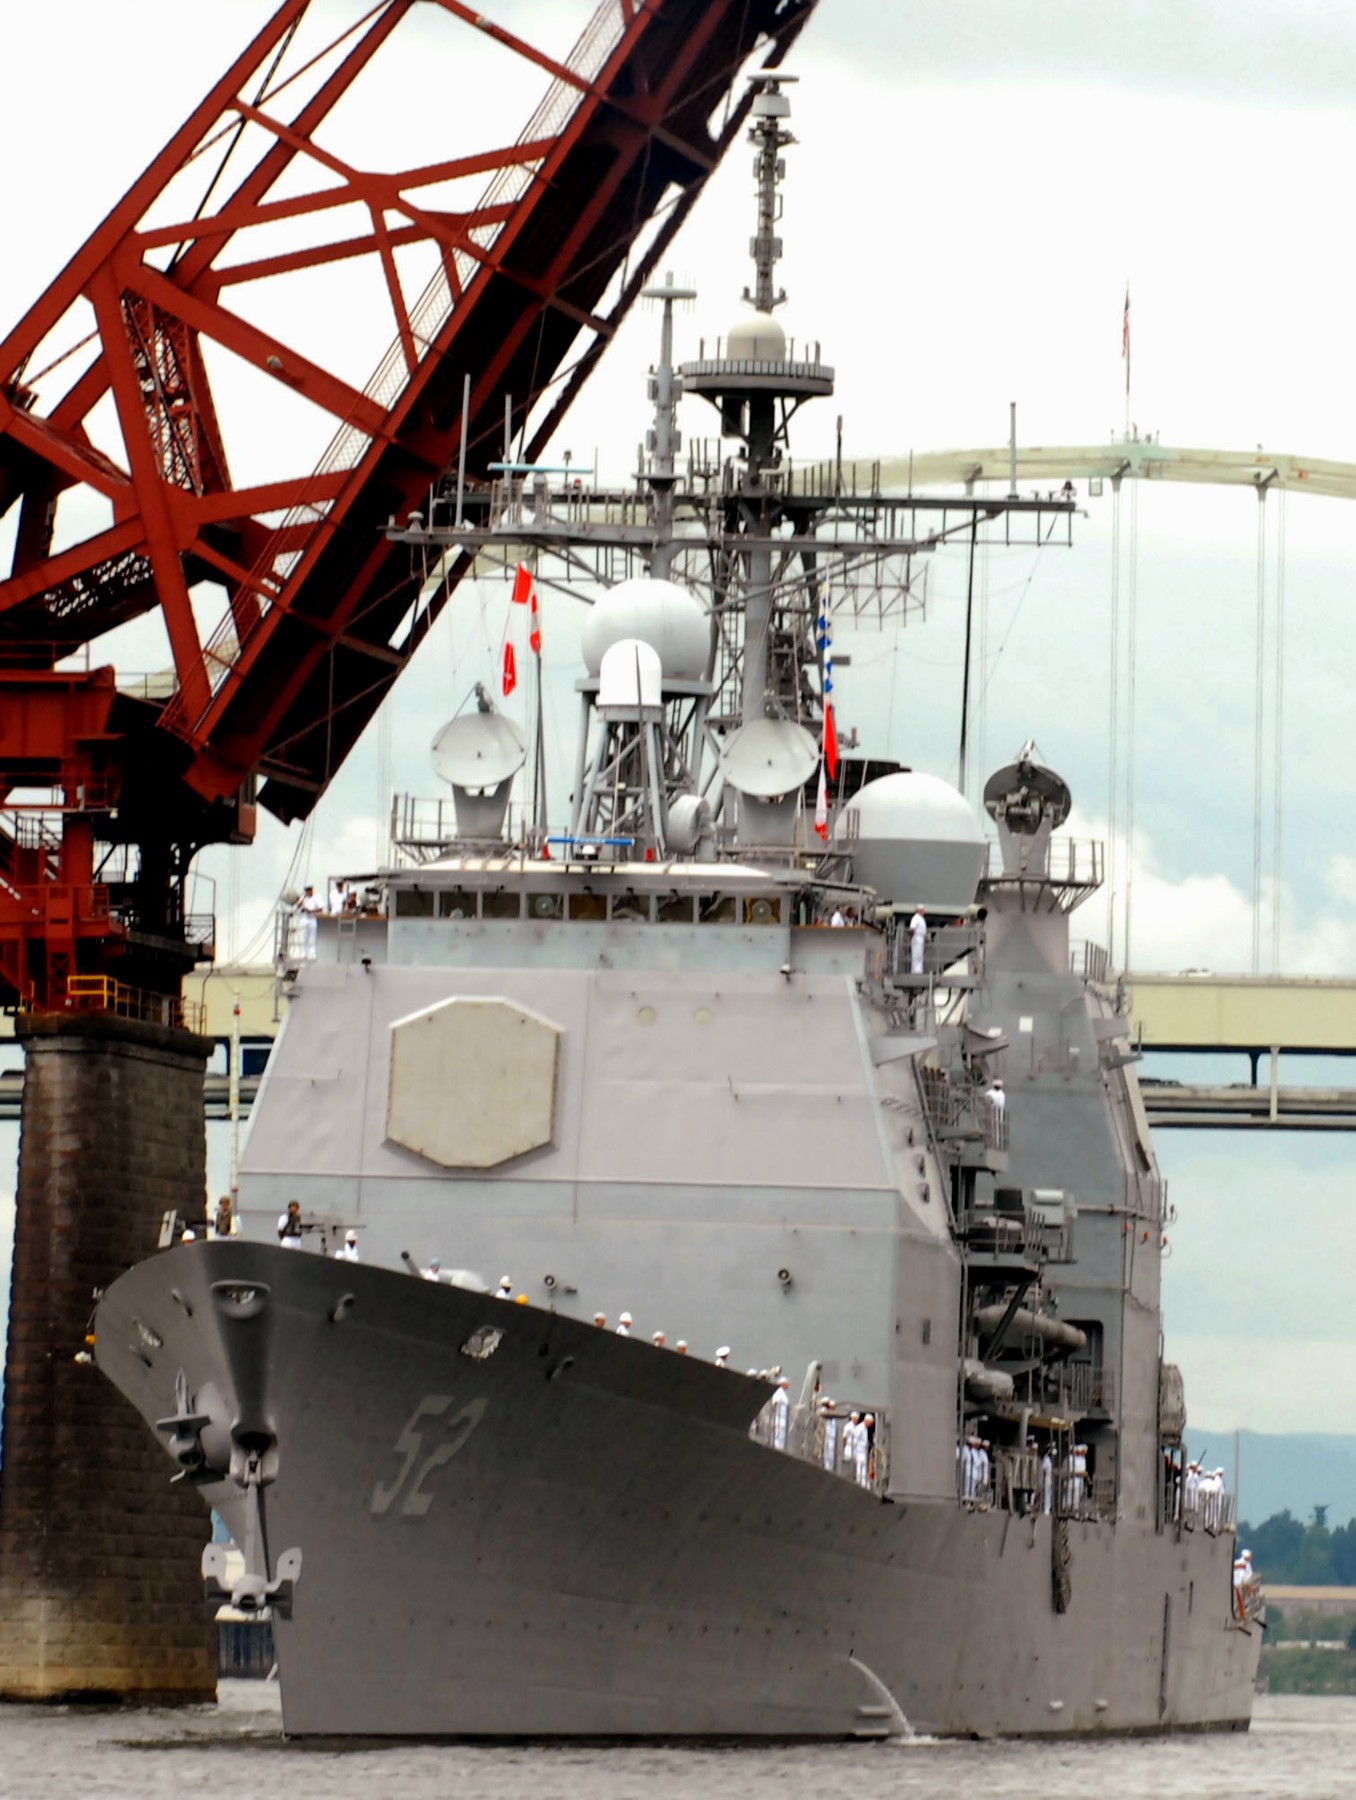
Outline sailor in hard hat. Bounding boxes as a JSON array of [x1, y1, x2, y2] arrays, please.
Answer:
[[421, 1256, 442, 1282], [277, 1198, 303, 1249], [335, 1229, 360, 1262], [908, 905, 928, 974], [770, 1377, 790, 1451], [616, 1311, 633, 1336]]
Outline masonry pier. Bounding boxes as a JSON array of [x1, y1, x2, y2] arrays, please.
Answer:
[[0, 1013, 216, 1701]]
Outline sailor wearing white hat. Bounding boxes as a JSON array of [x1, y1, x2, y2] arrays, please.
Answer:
[[771, 1377, 790, 1451], [908, 905, 927, 974], [616, 1311, 633, 1336], [843, 1410, 862, 1477], [497, 1275, 513, 1299], [859, 1414, 876, 1488], [714, 1345, 730, 1368], [819, 1397, 839, 1472], [335, 1229, 360, 1262]]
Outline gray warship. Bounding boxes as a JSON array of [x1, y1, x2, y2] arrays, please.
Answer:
[[94, 74, 1262, 1738]]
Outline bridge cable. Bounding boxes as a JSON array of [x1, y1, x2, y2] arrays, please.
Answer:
[[1107, 480, 1121, 964], [1271, 487, 1287, 972], [1123, 474, 1140, 969], [1251, 491, 1267, 973]]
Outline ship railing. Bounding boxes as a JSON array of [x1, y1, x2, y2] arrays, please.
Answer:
[[981, 838, 1104, 911], [1179, 1485, 1237, 1536], [763, 1400, 890, 1492], [1070, 938, 1111, 984], [922, 1068, 1010, 1154], [1060, 1360, 1116, 1418], [1053, 1471, 1117, 1523], [957, 1199, 1042, 1263], [889, 919, 985, 987]]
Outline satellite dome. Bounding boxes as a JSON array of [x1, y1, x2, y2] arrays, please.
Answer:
[[580, 576, 710, 681], [598, 638, 663, 711], [833, 771, 987, 908], [726, 313, 787, 362]]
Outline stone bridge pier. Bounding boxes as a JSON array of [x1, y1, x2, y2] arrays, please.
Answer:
[[0, 1012, 217, 1701]]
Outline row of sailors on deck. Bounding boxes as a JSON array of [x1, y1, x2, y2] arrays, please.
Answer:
[[959, 1433, 1089, 1513], [1182, 1461, 1230, 1528]]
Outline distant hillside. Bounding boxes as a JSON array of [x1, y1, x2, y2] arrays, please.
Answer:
[[1212, 1431, 1356, 1534]]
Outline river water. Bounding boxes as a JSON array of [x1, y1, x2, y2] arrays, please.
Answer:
[[2, 1687, 1352, 1800]]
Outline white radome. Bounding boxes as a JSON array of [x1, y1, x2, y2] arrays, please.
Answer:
[[837, 771, 986, 846], [725, 312, 787, 362], [580, 576, 711, 682], [834, 771, 988, 909]]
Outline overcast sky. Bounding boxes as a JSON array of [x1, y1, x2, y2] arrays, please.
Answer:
[[2, 0, 1353, 1435]]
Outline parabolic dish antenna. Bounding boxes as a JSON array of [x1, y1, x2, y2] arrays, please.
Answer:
[[431, 711, 527, 790], [720, 719, 819, 798], [982, 757, 1072, 835]]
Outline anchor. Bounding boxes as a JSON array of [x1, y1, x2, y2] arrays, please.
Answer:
[[202, 1434, 303, 1617]]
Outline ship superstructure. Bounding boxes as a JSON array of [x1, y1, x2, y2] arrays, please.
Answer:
[[94, 75, 1261, 1738]]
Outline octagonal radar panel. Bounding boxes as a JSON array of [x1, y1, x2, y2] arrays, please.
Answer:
[[432, 711, 527, 792], [720, 719, 819, 798], [581, 576, 711, 682]]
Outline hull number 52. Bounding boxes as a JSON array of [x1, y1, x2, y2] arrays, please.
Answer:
[[371, 1393, 488, 1517]]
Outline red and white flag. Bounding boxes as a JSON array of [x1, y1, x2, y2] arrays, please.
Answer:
[[511, 562, 533, 606], [823, 701, 839, 781], [528, 582, 542, 655], [501, 640, 517, 696], [813, 762, 829, 841]]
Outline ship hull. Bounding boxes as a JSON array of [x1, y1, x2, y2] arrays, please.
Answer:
[[96, 1242, 1260, 1738]]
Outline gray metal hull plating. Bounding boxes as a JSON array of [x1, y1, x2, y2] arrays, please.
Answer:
[[97, 1242, 1260, 1738]]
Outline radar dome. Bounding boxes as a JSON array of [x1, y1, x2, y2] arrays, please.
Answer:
[[726, 313, 787, 361], [580, 576, 710, 682], [833, 771, 987, 908]]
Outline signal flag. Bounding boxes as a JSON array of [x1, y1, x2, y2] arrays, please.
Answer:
[[813, 762, 829, 841], [502, 640, 517, 696], [511, 563, 533, 605]]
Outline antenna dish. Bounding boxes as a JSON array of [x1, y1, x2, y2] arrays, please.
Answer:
[[983, 754, 1072, 835], [431, 712, 527, 791], [720, 719, 818, 798]]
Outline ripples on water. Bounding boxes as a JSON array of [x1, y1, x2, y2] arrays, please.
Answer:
[[4, 1688, 1354, 1800]]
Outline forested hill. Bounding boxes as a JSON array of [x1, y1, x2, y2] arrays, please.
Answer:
[[1239, 1511, 1356, 1585]]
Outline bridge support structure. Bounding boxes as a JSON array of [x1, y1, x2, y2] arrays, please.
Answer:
[[0, 1012, 215, 1701]]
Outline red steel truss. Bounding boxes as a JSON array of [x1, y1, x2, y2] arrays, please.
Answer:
[[0, 0, 814, 1006]]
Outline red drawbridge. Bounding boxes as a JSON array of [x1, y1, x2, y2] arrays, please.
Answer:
[[0, 0, 814, 1009]]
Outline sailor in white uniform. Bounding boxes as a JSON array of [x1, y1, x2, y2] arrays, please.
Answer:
[[335, 1229, 360, 1262], [842, 1410, 861, 1477], [714, 1345, 730, 1368], [295, 884, 322, 959], [616, 1311, 633, 1337], [771, 1378, 790, 1451], [422, 1256, 442, 1281], [984, 1078, 1006, 1111], [820, 1399, 839, 1471], [497, 1276, 514, 1300], [908, 906, 927, 974], [859, 1414, 875, 1487], [1040, 1446, 1054, 1513]]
